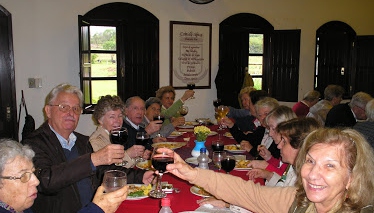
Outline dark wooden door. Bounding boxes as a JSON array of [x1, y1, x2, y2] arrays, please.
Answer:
[[0, 5, 18, 140]]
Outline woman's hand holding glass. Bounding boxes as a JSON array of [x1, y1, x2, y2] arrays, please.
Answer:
[[103, 170, 127, 193], [135, 132, 150, 162], [92, 185, 129, 213], [149, 147, 174, 198], [109, 127, 128, 166]]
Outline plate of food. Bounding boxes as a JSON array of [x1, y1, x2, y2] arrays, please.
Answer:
[[167, 131, 185, 138], [152, 142, 187, 150], [177, 121, 199, 128], [224, 132, 234, 139], [224, 144, 247, 153], [127, 184, 152, 200], [136, 160, 154, 170], [234, 159, 252, 170], [185, 157, 212, 165], [208, 131, 218, 136], [190, 185, 212, 197]]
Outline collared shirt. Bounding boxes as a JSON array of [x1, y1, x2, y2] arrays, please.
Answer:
[[49, 124, 77, 151], [125, 117, 140, 130]]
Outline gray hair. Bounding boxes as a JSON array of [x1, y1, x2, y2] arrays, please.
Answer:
[[366, 99, 374, 121], [45, 83, 83, 107], [265, 105, 297, 126], [350, 92, 373, 110], [303, 90, 320, 102], [93, 95, 125, 124], [0, 139, 35, 184], [255, 97, 279, 112], [324, 84, 345, 101], [145, 97, 162, 109], [125, 96, 144, 108]]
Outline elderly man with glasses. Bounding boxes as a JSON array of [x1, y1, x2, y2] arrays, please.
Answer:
[[22, 83, 154, 213]]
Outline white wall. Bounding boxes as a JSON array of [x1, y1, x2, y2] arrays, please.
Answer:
[[1, 0, 374, 137]]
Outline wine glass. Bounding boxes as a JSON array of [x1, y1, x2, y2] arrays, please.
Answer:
[[221, 155, 236, 174], [153, 114, 165, 137], [213, 99, 222, 108], [103, 170, 127, 193], [216, 105, 229, 131], [110, 127, 129, 166], [187, 82, 196, 99], [211, 139, 224, 151], [212, 151, 226, 171], [135, 132, 150, 162], [149, 147, 174, 198], [179, 105, 189, 117]]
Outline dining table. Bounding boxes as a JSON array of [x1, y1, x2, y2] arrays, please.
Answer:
[[116, 124, 264, 213]]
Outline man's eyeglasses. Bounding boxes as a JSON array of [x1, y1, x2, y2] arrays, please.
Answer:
[[49, 104, 82, 115], [0, 172, 34, 183]]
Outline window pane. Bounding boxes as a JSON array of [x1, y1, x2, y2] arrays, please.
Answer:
[[83, 80, 91, 104], [248, 56, 263, 76], [90, 26, 116, 51], [253, 78, 262, 90], [91, 54, 117, 77], [249, 34, 263, 54], [91, 80, 117, 104]]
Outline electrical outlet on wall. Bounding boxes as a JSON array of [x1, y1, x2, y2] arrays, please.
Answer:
[[28, 78, 36, 88]]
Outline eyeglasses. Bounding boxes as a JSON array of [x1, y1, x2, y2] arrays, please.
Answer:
[[0, 172, 34, 183], [49, 104, 82, 115]]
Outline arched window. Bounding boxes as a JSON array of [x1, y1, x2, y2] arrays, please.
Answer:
[[216, 13, 300, 107], [79, 2, 159, 112]]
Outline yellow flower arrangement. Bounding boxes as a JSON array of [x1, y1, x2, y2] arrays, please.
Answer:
[[194, 126, 211, 141]]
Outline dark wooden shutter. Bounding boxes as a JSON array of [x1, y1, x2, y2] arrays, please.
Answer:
[[271, 30, 300, 102], [353, 36, 374, 97]]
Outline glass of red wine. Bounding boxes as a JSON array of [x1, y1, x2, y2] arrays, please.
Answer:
[[153, 114, 165, 137], [211, 139, 224, 151], [149, 147, 174, 198], [110, 127, 128, 166], [221, 155, 236, 174], [135, 132, 150, 162], [213, 99, 222, 108], [187, 83, 196, 99]]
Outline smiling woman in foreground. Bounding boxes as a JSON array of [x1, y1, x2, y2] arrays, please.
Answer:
[[165, 128, 374, 213]]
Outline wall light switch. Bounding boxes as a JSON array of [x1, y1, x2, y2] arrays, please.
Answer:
[[28, 78, 36, 88]]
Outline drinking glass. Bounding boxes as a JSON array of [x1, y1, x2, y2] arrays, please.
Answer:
[[211, 139, 224, 151], [153, 114, 165, 137], [216, 105, 229, 130], [103, 170, 127, 193], [221, 155, 236, 174], [110, 127, 129, 166], [135, 132, 150, 162], [149, 147, 174, 198], [178, 105, 189, 117], [213, 99, 222, 108], [212, 151, 226, 171], [187, 82, 196, 99]]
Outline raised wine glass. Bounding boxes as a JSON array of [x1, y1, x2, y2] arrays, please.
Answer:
[[187, 82, 196, 99], [149, 147, 174, 198], [103, 170, 127, 193], [153, 114, 165, 137], [110, 127, 128, 166], [221, 155, 236, 174], [212, 151, 226, 171], [135, 131, 150, 162], [216, 105, 229, 131], [211, 139, 224, 152], [179, 105, 189, 117], [213, 99, 222, 108]]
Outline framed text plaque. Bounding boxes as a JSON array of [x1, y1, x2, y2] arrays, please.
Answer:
[[170, 21, 212, 89]]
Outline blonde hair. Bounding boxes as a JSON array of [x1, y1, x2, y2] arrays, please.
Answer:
[[294, 128, 374, 211]]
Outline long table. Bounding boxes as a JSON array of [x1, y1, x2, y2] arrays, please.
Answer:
[[116, 125, 262, 213]]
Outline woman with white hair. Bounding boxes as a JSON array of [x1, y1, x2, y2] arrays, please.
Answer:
[[354, 99, 374, 148]]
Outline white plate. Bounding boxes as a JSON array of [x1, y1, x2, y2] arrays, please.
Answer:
[[152, 142, 187, 150], [167, 131, 184, 138], [224, 132, 234, 139], [190, 186, 212, 197], [234, 160, 252, 171], [208, 131, 218, 136], [127, 184, 151, 200], [185, 157, 212, 165], [224, 145, 247, 153], [135, 160, 154, 170]]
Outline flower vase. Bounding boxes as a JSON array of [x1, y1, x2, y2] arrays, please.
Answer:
[[191, 140, 209, 157]]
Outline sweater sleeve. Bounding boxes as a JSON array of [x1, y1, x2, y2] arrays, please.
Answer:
[[191, 169, 296, 213]]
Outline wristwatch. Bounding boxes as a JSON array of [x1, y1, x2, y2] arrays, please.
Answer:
[[189, 0, 215, 4]]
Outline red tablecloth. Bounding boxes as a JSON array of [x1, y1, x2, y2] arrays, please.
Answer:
[[116, 125, 263, 213]]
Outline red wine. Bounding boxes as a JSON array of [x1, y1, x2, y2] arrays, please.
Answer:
[[221, 158, 236, 173], [187, 83, 195, 90], [135, 138, 147, 146], [211, 144, 224, 151], [152, 156, 173, 173], [153, 115, 165, 123], [180, 111, 188, 116], [110, 131, 128, 145], [213, 99, 222, 108]]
